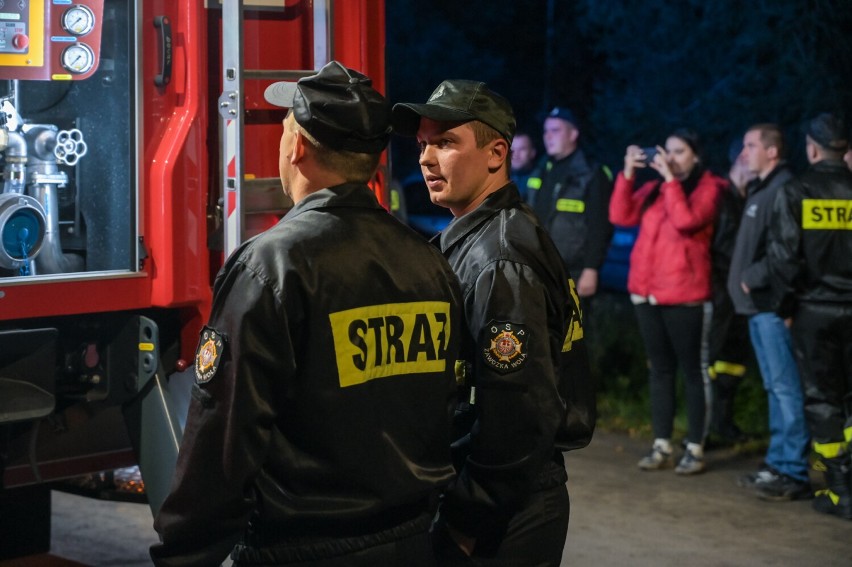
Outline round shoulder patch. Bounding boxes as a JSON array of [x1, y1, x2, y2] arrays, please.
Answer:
[[195, 327, 225, 384], [481, 321, 530, 374]]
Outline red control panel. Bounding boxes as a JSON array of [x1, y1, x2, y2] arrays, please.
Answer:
[[0, 0, 104, 81]]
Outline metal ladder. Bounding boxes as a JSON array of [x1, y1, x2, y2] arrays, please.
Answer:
[[217, 0, 333, 259]]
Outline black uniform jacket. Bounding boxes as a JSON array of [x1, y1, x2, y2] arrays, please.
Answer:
[[527, 148, 613, 276], [436, 183, 595, 546], [151, 183, 462, 566], [768, 159, 852, 315]]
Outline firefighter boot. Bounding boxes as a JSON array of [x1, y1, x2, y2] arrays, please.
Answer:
[[709, 375, 744, 445], [812, 455, 852, 520]]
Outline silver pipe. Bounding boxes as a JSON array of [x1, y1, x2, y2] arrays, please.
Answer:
[[2, 130, 28, 194]]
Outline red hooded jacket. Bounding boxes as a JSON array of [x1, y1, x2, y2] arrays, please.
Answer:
[[609, 170, 724, 305]]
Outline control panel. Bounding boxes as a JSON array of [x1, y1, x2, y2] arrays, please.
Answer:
[[0, 0, 104, 81]]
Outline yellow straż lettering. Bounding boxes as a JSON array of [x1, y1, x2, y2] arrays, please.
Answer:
[[802, 199, 852, 230], [330, 301, 451, 388]]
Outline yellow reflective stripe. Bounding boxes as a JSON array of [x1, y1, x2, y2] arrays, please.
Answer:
[[330, 301, 451, 388], [390, 189, 400, 212], [562, 278, 584, 352], [815, 488, 841, 505], [813, 441, 848, 458], [556, 199, 585, 213], [602, 164, 613, 182], [846, 425, 852, 444], [527, 177, 542, 190], [802, 199, 852, 229], [712, 360, 747, 377], [139, 342, 155, 352]]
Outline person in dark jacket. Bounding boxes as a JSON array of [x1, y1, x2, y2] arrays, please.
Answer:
[[526, 107, 613, 307], [150, 61, 463, 567], [392, 80, 595, 566], [609, 129, 723, 475], [728, 123, 811, 502], [767, 113, 852, 520], [705, 141, 755, 446]]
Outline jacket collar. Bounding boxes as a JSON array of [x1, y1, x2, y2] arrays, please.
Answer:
[[748, 163, 791, 196], [285, 183, 384, 219], [438, 183, 521, 253]]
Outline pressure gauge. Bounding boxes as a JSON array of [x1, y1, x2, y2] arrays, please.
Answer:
[[61, 43, 95, 75], [61, 5, 96, 36]]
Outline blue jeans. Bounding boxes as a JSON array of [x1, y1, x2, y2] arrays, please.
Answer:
[[748, 312, 810, 481]]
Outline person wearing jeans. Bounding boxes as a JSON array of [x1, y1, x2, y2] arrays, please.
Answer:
[[728, 123, 811, 501], [748, 313, 810, 482]]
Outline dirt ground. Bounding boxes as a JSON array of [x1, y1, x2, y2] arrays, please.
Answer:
[[3, 429, 850, 566]]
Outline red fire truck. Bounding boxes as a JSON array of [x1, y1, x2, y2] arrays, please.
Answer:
[[0, 0, 387, 558]]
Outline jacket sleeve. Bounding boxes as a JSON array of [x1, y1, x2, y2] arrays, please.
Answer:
[[440, 260, 565, 546], [767, 181, 803, 316], [150, 262, 289, 567], [608, 172, 656, 227], [661, 174, 721, 233], [582, 167, 614, 270]]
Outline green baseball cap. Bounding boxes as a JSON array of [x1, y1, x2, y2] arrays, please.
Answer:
[[392, 79, 516, 143]]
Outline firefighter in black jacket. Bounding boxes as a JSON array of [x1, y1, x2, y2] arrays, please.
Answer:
[[526, 107, 613, 306], [393, 81, 595, 566], [150, 61, 463, 566], [768, 113, 852, 520]]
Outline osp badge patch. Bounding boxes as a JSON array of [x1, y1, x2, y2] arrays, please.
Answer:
[[482, 321, 529, 374], [195, 326, 225, 384]]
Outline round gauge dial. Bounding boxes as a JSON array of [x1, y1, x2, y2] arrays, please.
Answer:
[[61, 43, 96, 74], [61, 5, 96, 36]]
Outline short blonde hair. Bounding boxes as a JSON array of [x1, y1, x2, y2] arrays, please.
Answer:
[[287, 113, 381, 182]]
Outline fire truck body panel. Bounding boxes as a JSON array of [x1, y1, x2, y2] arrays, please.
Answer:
[[0, 0, 386, 558]]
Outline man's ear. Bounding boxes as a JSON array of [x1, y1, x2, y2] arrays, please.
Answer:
[[291, 131, 307, 164], [488, 138, 510, 170], [766, 144, 779, 162], [568, 126, 579, 145]]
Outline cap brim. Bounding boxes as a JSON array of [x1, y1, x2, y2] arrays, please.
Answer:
[[264, 81, 298, 108], [391, 103, 475, 136]]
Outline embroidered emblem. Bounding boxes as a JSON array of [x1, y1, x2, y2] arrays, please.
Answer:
[[428, 84, 446, 102], [195, 327, 225, 384], [482, 321, 529, 373]]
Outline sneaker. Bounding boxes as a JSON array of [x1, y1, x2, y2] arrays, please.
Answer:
[[638, 445, 673, 470], [755, 474, 813, 501], [675, 448, 706, 475], [737, 465, 780, 489]]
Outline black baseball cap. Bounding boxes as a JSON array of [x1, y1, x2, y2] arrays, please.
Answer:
[[263, 60, 391, 153], [392, 79, 516, 143], [806, 112, 848, 151]]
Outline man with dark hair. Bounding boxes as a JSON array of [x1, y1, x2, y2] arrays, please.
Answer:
[[728, 123, 811, 502], [526, 107, 613, 304], [151, 61, 463, 566], [768, 112, 852, 520], [393, 81, 595, 566]]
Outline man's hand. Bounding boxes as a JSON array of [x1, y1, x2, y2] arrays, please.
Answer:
[[576, 268, 598, 298]]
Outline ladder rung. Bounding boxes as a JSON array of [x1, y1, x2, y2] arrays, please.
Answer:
[[244, 69, 316, 81], [243, 177, 281, 189]]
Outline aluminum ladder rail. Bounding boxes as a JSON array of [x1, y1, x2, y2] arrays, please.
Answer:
[[217, 0, 333, 259]]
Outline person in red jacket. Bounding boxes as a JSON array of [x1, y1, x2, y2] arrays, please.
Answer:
[[609, 128, 724, 475]]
